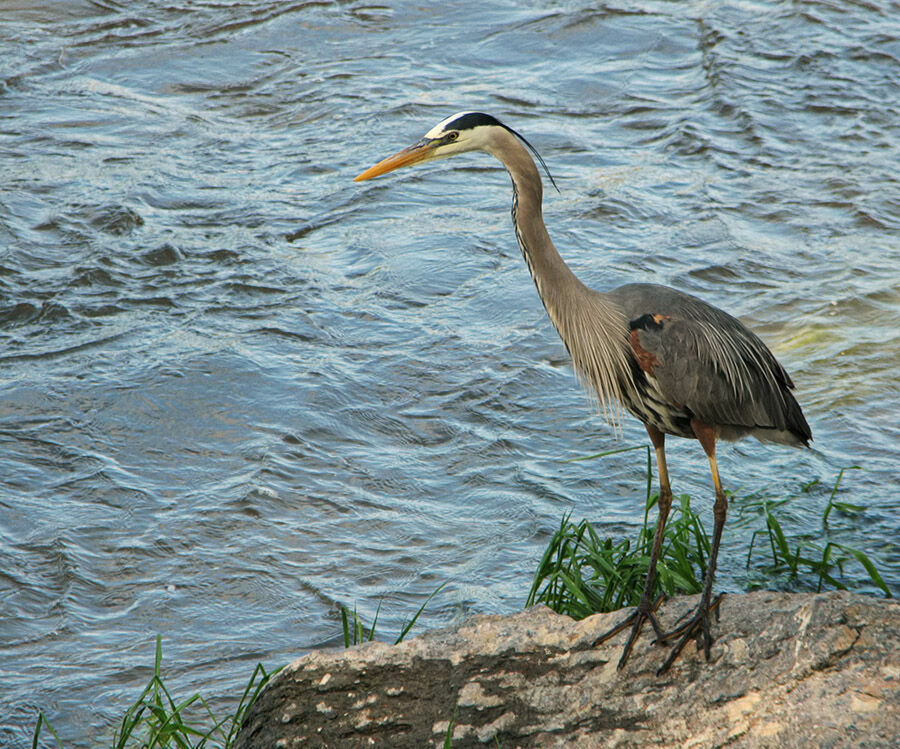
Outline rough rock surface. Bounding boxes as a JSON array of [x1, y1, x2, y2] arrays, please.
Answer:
[[235, 591, 898, 748]]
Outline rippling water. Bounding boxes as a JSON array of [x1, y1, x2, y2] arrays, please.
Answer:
[[2, 0, 898, 744]]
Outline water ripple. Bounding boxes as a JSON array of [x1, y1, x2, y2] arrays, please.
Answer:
[[1, 0, 898, 745]]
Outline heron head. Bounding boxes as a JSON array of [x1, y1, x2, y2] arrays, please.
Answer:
[[354, 111, 509, 182], [354, 111, 558, 190]]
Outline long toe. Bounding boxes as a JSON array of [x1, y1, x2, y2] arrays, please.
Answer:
[[593, 600, 665, 670], [657, 594, 725, 674], [618, 608, 665, 669], [658, 593, 724, 643]]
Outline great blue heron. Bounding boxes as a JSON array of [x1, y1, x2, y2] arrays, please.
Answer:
[[355, 111, 811, 672]]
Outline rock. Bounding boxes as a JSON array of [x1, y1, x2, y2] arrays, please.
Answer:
[[234, 591, 899, 748]]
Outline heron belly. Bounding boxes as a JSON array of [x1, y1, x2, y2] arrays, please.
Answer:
[[622, 373, 694, 439]]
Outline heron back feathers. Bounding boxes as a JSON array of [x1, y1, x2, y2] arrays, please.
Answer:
[[607, 283, 812, 446]]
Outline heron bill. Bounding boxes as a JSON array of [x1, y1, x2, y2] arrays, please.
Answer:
[[354, 140, 435, 182]]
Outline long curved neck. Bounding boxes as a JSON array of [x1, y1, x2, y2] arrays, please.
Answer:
[[491, 133, 587, 321], [487, 129, 633, 420]]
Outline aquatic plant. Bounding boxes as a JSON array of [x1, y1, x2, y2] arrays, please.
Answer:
[[32, 637, 275, 749], [527, 459, 891, 618]]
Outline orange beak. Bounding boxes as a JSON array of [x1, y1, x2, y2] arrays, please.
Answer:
[[354, 139, 436, 182]]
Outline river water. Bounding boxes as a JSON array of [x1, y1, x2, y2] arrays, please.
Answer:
[[1, 0, 898, 744]]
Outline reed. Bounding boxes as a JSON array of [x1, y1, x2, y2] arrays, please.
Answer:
[[341, 581, 448, 647], [527, 456, 891, 618], [33, 636, 276, 749]]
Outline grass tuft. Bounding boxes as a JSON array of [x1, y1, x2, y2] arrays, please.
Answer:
[[33, 636, 277, 749], [527, 446, 711, 617], [32, 712, 62, 749], [341, 582, 448, 647], [529, 453, 891, 619], [745, 489, 892, 598], [525, 492, 709, 617]]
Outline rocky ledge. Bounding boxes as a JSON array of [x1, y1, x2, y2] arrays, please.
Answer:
[[234, 591, 898, 748]]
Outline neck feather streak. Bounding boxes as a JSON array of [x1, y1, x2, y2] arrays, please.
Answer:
[[496, 133, 634, 425]]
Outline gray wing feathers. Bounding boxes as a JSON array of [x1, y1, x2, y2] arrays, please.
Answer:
[[609, 283, 811, 443], [640, 317, 795, 430]]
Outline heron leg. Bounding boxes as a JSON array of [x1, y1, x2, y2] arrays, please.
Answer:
[[593, 424, 672, 669], [657, 420, 727, 674]]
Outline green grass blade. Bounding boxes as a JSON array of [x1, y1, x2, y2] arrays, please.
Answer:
[[369, 599, 383, 642], [224, 663, 280, 746], [745, 529, 764, 569], [339, 605, 369, 647], [396, 582, 448, 644], [355, 609, 365, 644], [526, 514, 571, 606], [443, 710, 456, 749], [31, 712, 63, 749], [836, 544, 893, 597], [765, 509, 795, 571], [564, 445, 646, 462], [822, 466, 861, 526], [341, 606, 351, 648]]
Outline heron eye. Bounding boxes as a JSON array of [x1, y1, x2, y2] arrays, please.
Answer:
[[446, 131, 459, 142]]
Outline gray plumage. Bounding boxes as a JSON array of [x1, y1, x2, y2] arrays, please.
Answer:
[[355, 111, 812, 671], [492, 115, 810, 448], [609, 282, 810, 445]]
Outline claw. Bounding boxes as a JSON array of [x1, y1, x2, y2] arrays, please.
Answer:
[[593, 593, 666, 669], [656, 593, 725, 674]]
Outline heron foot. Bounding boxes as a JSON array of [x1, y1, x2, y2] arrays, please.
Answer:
[[656, 592, 725, 674], [593, 593, 666, 669]]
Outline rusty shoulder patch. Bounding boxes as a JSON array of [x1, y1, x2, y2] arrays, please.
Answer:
[[629, 313, 669, 375], [630, 328, 658, 375]]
